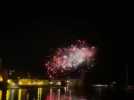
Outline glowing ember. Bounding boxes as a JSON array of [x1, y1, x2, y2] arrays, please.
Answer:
[[45, 40, 96, 78]]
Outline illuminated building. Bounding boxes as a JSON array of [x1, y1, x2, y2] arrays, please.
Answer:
[[0, 75, 3, 82], [0, 58, 8, 91], [18, 79, 49, 86]]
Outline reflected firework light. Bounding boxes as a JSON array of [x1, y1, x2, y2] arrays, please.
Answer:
[[45, 40, 96, 79]]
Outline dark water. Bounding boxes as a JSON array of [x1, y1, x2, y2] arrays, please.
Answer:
[[0, 86, 128, 100]]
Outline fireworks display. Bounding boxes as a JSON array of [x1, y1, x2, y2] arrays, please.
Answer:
[[45, 40, 96, 79]]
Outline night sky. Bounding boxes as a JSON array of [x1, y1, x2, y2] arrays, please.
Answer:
[[0, 15, 129, 83]]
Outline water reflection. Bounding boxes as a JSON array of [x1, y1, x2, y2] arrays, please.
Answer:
[[37, 88, 43, 100], [0, 86, 126, 100], [0, 90, 2, 100], [46, 87, 87, 100], [0, 87, 88, 100]]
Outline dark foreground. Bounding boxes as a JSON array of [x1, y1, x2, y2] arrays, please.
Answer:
[[0, 86, 129, 100]]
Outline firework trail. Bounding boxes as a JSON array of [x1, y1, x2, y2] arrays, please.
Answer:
[[45, 40, 96, 79]]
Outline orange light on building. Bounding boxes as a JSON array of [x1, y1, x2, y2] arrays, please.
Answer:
[[0, 75, 3, 82]]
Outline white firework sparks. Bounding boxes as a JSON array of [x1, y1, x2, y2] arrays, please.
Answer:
[[45, 40, 96, 78]]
